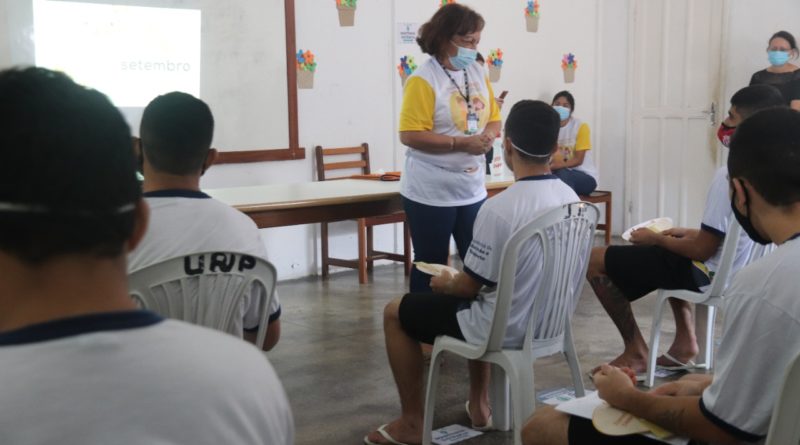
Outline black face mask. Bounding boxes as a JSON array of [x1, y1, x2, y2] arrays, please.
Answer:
[[731, 185, 771, 245]]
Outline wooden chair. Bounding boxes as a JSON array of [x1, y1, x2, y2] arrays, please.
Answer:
[[580, 190, 612, 245], [314, 144, 411, 283]]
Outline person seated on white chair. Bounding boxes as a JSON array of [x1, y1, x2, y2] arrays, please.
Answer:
[[523, 106, 800, 445], [585, 84, 785, 374], [0, 67, 293, 444], [364, 100, 579, 445], [128, 92, 281, 351]]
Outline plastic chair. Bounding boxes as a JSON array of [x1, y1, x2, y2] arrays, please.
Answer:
[[129, 251, 277, 349], [765, 350, 800, 445], [315, 144, 411, 283], [422, 202, 599, 445], [644, 221, 742, 387]]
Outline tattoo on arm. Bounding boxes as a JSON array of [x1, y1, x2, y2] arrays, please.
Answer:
[[589, 276, 640, 344]]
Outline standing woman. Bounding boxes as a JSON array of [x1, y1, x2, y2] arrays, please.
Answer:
[[399, 4, 501, 292], [749, 31, 800, 110], [549, 91, 598, 196]]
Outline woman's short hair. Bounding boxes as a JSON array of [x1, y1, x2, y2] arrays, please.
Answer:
[[416, 4, 485, 56]]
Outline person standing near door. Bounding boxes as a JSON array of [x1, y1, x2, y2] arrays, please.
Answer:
[[398, 3, 502, 292], [749, 30, 800, 110]]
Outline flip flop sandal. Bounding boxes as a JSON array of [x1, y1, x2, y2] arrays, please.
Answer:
[[656, 352, 698, 371], [465, 401, 494, 432], [363, 424, 411, 445]]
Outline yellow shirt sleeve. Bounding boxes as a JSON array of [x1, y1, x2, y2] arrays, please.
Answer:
[[399, 76, 435, 132], [486, 77, 502, 123], [576, 122, 592, 151]]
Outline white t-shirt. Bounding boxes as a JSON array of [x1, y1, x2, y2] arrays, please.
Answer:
[[0, 311, 294, 445], [127, 190, 280, 333], [700, 236, 800, 444], [556, 117, 598, 181], [700, 167, 754, 280], [398, 58, 502, 206], [459, 175, 580, 347]]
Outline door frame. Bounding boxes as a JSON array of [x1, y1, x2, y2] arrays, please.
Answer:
[[623, 0, 731, 229]]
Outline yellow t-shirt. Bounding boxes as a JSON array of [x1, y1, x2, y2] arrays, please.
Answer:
[[398, 58, 502, 206], [555, 117, 597, 181]]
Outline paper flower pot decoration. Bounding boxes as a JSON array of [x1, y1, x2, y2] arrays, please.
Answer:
[[487, 49, 503, 83], [562, 53, 577, 83], [440, 0, 456, 7], [397, 56, 418, 87], [525, 0, 540, 32], [336, 0, 356, 27], [296, 50, 317, 89]]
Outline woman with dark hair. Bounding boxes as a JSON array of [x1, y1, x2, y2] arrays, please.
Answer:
[[549, 90, 598, 195], [397, 3, 502, 293], [749, 30, 800, 110]]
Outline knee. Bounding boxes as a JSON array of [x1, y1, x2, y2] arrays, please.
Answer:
[[383, 296, 404, 324], [522, 406, 569, 445], [586, 246, 607, 279]]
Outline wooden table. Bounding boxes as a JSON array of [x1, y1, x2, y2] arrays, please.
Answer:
[[206, 176, 514, 228]]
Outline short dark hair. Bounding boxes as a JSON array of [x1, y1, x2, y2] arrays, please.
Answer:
[[0, 67, 140, 264], [140, 92, 214, 175], [504, 100, 560, 164], [730, 84, 785, 119], [728, 108, 800, 206], [769, 30, 798, 51], [552, 90, 575, 111], [416, 4, 485, 57]]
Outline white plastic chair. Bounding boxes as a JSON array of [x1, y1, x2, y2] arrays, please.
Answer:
[[765, 350, 800, 445], [644, 221, 742, 387], [421, 202, 599, 445], [129, 251, 277, 349]]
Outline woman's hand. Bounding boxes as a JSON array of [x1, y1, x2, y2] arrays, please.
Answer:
[[458, 133, 494, 156]]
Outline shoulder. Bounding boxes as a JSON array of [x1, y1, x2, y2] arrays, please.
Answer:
[[750, 69, 767, 83]]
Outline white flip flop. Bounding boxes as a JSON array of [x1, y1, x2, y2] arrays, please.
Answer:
[[363, 424, 410, 445], [465, 401, 494, 432]]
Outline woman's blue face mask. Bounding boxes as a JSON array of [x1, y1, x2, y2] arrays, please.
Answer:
[[768, 50, 791, 67], [553, 105, 571, 121], [449, 43, 478, 70]]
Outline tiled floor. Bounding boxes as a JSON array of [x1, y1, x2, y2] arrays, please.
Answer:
[[267, 247, 697, 444]]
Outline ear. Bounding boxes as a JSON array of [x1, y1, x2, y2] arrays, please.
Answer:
[[126, 199, 150, 253], [503, 136, 515, 171], [731, 177, 749, 211], [132, 137, 142, 158], [202, 148, 218, 175]]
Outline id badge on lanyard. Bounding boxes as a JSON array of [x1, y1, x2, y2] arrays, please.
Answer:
[[466, 112, 479, 135]]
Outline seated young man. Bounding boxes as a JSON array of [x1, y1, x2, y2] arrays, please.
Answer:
[[128, 92, 281, 350], [0, 67, 293, 443], [365, 100, 580, 445], [524, 106, 800, 445], [586, 84, 785, 372]]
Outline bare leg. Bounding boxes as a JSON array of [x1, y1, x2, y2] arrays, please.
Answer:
[[365, 297, 424, 444], [587, 247, 649, 373], [467, 360, 491, 427], [522, 406, 570, 445], [657, 298, 699, 366]]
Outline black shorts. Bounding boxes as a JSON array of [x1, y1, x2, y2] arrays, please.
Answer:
[[398, 292, 468, 345], [604, 245, 710, 302], [568, 416, 666, 444]]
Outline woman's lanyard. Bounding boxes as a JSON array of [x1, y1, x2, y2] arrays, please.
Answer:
[[439, 61, 479, 135]]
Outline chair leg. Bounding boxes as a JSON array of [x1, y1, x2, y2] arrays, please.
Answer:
[[422, 348, 445, 445], [695, 304, 716, 369], [320, 222, 330, 278], [604, 198, 612, 245], [563, 323, 585, 397], [357, 219, 368, 284], [403, 221, 412, 276], [366, 224, 375, 271], [646, 291, 670, 387], [508, 358, 535, 445], [490, 364, 512, 431]]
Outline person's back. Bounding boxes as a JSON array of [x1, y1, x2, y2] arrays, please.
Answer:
[[128, 92, 281, 349], [0, 68, 293, 444]]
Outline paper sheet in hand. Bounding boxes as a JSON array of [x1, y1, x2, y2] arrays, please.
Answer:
[[537, 387, 579, 406], [431, 424, 483, 445], [622, 217, 673, 241], [414, 262, 459, 277]]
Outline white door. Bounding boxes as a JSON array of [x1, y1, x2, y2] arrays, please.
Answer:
[[626, 0, 725, 229]]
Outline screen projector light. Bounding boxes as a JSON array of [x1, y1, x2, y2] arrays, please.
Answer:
[[33, 0, 201, 107]]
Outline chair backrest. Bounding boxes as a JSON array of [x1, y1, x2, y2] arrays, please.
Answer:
[[706, 219, 743, 297], [765, 350, 800, 445], [486, 202, 599, 353], [314, 143, 370, 181], [129, 251, 277, 349]]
